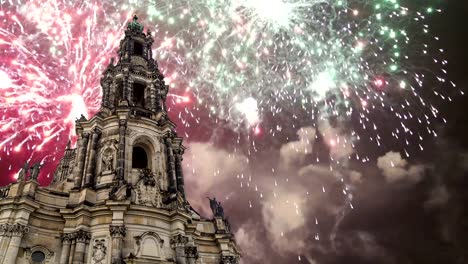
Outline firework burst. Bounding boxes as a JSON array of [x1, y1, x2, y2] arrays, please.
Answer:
[[0, 0, 456, 185]]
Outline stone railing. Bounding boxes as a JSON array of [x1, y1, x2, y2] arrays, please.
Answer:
[[130, 107, 153, 119], [0, 185, 10, 198]]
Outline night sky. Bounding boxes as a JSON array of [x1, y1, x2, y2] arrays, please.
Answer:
[[1, 1, 468, 264]]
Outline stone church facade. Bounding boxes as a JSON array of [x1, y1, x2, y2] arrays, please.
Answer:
[[0, 16, 240, 264]]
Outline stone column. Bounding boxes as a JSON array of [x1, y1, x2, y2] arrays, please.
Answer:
[[174, 150, 186, 198], [116, 120, 127, 181], [185, 246, 199, 264], [109, 225, 126, 264], [74, 133, 90, 189], [72, 230, 90, 264], [1, 223, 29, 264], [164, 138, 177, 193], [59, 233, 73, 264], [68, 239, 76, 264], [170, 234, 188, 264], [84, 129, 101, 187]]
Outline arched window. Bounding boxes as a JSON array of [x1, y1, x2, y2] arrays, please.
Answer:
[[133, 82, 146, 107], [134, 41, 143, 56], [132, 146, 148, 169], [31, 251, 46, 263]]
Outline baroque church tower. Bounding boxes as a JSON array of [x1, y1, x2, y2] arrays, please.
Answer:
[[0, 16, 240, 264]]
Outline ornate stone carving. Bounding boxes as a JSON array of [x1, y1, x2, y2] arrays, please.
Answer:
[[135, 169, 162, 207], [139, 168, 156, 186], [74, 230, 91, 243], [92, 238, 107, 264], [24, 246, 55, 262], [0, 223, 29, 237], [102, 153, 114, 171], [185, 246, 199, 259], [170, 234, 188, 248], [60, 232, 75, 243], [109, 225, 127, 238], [0, 185, 10, 198], [109, 182, 132, 201], [220, 256, 239, 264]]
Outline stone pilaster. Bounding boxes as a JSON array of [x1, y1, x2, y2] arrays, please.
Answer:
[[84, 128, 101, 187], [149, 83, 156, 111], [122, 75, 128, 104], [74, 133, 90, 189], [109, 79, 116, 109], [128, 77, 135, 105], [164, 138, 177, 193], [60, 233, 74, 264], [117, 120, 127, 181], [170, 234, 188, 264], [0, 223, 29, 264], [109, 225, 126, 264], [185, 246, 199, 264], [72, 230, 90, 264], [162, 85, 169, 111], [174, 149, 186, 198]]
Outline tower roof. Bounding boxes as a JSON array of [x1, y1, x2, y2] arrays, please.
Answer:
[[127, 15, 144, 33]]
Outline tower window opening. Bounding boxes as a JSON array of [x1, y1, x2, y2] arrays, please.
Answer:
[[115, 80, 124, 104], [134, 41, 144, 56], [133, 83, 146, 107], [132, 146, 148, 169]]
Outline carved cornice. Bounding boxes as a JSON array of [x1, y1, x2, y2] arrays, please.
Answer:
[[170, 234, 188, 248], [109, 225, 127, 238], [0, 223, 29, 237]]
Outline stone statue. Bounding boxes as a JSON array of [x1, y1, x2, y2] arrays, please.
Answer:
[[17, 161, 28, 182], [29, 162, 42, 181], [78, 114, 87, 121], [102, 154, 113, 171], [208, 197, 224, 218]]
